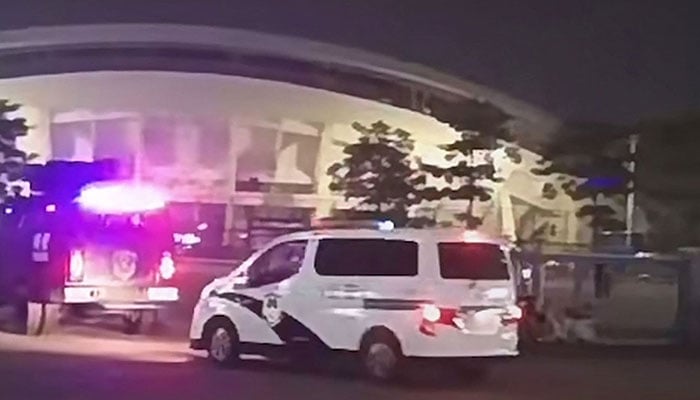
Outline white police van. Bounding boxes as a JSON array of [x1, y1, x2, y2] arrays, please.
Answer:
[[189, 225, 521, 380]]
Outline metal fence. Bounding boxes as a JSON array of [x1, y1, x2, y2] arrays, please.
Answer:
[[531, 251, 690, 344]]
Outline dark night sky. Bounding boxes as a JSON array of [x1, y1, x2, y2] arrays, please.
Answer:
[[2, 0, 699, 123]]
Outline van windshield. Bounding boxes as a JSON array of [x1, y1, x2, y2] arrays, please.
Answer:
[[438, 242, 509, 280]]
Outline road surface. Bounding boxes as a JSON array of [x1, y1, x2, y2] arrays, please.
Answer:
[[1, 327, 699, 400], [1, 260, 699, 400]]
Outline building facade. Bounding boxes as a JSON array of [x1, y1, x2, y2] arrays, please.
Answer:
[[0, 25, 585, 252]]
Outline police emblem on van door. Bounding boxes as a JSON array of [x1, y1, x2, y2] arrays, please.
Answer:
[[112, 250, 138, 281], [262, 293, 283, 327]]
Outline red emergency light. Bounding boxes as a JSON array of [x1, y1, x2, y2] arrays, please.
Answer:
[[159, 251, 176, 280], [68, 250, 85, 282]]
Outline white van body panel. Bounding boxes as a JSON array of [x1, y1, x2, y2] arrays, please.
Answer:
[[189, 229, 519, 358]]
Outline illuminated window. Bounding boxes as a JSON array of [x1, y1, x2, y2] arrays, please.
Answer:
[[143, 116, 177, 166], [236, 126, 278, 182], [94, 118, 134, 161], [235, 121, 322, 191], [197, 117, 230, 168], [50, 121, 92, 160], [277, 131, 320, 183]]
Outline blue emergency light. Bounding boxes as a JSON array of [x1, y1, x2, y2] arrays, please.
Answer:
[[584, 176, 625, 190]]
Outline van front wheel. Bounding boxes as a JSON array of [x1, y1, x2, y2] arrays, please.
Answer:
[[205, 318, 240, 367]]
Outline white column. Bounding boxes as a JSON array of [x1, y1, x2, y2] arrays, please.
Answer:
[[313, 123, 345, 218], [125, 117, 144, 180], [222, 119, 243, 246], [568, 208, 584, 244], [175, 117, 199, 168], [499, 188, 517, 241]]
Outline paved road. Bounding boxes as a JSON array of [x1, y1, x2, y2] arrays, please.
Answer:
[[1, 260, 699, 400], [1, 327, 700, 400]]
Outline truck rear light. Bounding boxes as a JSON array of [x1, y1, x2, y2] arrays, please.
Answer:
[[68, 250, 85, 282], [159, 251, 176, 280]]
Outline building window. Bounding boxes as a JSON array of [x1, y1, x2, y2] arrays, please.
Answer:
[[93, 118, 134, 161], [236, 126, 278, 183], [198, 203, 226, 247], [278, 131, 320, 184], [143, 116, 177, 166], [50, 121, 92, 160], [197, 117, 230, 169], [232, 205, 312, 251], [51, 115, 137, 163], [169, 202, 226, 248], [235, 122, 322, 193]]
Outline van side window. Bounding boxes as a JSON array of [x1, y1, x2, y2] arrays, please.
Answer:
[[314, 239, 418, 276], [246, 240, 307, 287], [438, 243, 509, 280]]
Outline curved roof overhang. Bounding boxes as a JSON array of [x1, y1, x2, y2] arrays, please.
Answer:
[[0, 24, 559, 139]]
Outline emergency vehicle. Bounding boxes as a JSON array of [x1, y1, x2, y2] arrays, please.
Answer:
[[0, 160, 179, 334], [189, 222, 521, 380]]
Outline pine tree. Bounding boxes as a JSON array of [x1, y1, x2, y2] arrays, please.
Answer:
[[532, 122, 630, 244], [0, 100, 32, 203], [326, 121, 425, 226], [419, 133, 502, 228], [418, 100, 515, 229]]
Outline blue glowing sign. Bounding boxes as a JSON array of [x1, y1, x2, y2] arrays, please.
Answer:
[[584, 176, 625, 190]]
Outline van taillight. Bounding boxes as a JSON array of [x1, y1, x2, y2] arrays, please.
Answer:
[[419, 304, 459, 336], [422, 304, 442, 323], [68, 250, 85, 282], [159, 252, 176, 280], [500, 305, 523, 325]]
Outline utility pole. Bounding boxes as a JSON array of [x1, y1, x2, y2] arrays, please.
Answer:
[[592, 191, 601, 249], [625, 134, 639, 248]]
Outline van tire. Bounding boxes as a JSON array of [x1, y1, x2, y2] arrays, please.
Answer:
[[26, 302, 60, 335], [25, 302, 44, 335], [140, 310, 162, 334], [359, 328, 403, 382], [123, 311, 143, 335], [204, 317, 240, 367]]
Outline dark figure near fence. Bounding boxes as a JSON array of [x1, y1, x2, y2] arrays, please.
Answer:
[[594, 263, 611, 299]]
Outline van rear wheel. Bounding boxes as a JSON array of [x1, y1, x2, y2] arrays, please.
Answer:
[[26, 302, 60, 336], [360, 329, 403, 382], [123, 311, 143, 335]]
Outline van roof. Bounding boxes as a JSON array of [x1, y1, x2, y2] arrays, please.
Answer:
[[279, 228, 511, 246]]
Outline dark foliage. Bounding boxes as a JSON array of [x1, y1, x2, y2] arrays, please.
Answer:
[[419, 100, 514, 229], [0, 100, 33, 202], [327, 121, 425, 226]]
